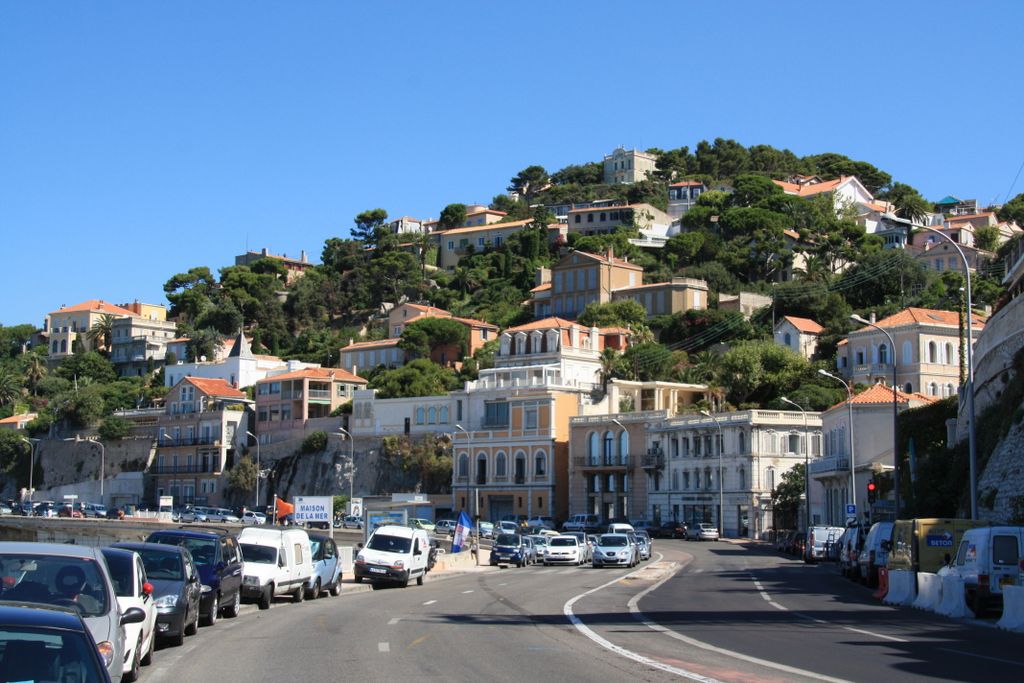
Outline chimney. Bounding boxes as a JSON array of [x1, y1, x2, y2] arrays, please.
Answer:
[[870, 312, 876, 324], [606, 246, 614, 261], [301, 250, 308, 263], [261, 247, 269, 256]]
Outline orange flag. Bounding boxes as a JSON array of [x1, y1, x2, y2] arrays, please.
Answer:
[[276, 499, 294, 519]]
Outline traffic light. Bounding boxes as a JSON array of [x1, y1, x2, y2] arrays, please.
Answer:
[[866, 479, 877, 504]]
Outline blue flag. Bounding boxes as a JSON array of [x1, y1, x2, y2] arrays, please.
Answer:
[[451, 510, 474, 553]]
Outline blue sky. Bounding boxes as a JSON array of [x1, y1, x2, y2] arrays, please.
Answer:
[[2, 1, 1022, 326]]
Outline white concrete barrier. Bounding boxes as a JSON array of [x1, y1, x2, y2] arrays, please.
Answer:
[[935, 574, 974, 619], [913, 572, 942, 611], [337, 546, 353, 575], [884, 570, 916, 606], [996, 585, 1024, 632]]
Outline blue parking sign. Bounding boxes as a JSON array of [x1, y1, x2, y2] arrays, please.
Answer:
[[846, 504, 857, 516]]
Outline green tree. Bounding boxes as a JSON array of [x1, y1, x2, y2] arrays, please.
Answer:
[[507, 165, 550, 204], [805, 153, 892, 194], [55, 352, 117, 385], [974, 225, 1000, 252], [0, 366, 22, 407], [878, 182, 931, 223], [301, 431, 328, 454], [577, 300, 648, 329], [227, 456, 258, 499], [729, 174, 783, 208], [621, 343, 674, 382], [771, 462, 805, 528], [163, 267, 216, 322], [997, 192, 1024, 225], [98, 415, 133, 440], [0, 430, 34, 486], [182, 328, 225, 363], [86, 314, 117, 355], [717, 340, 808, 406], [369, 359, 458, 398], [438, 203, 468, 229], [398, 318, 468, 362], [22, 353, 47, 396], [551, 162, 603, 185], [352, 208, 389, 246]]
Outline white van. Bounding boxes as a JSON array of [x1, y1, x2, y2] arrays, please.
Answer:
[[805, 526, 845, 563], [354, 525, 430, 588], [607, 523, 635, 534], [238, 527, 314, 609], [947, 526, 1024, 613]]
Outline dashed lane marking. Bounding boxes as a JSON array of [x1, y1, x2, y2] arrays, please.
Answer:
[[461, 590, 474, 594], [378, 642, 390, 653], [387, 617, 401, 625], [422, 600, 437, 606]]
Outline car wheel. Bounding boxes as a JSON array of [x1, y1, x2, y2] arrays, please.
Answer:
[[293, 583, 305, 603], [224, 589, 241, 618], [329, 578, 342, 597], [185, 605, 199, 636], [259, 585, 273, 610], [417, 573, 424, 586], [203, 594, 219, 626], [354, 575, 363, 583], [306, 579, 321, 601], [123, 633, 142, 682]]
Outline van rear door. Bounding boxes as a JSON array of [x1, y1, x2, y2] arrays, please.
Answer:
[[991, 530, 1022, 593]]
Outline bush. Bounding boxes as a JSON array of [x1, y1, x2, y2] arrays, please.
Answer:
[[301, 431, 328, 454], [97, 415, 132, 440]]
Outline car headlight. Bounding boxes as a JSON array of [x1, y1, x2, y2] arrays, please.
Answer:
[[392, 559, 404, 569], [201, 584, 213, 594], [154, 594, 178, 609], [96, 640, 114, 667], [244, 575, 260, 586]]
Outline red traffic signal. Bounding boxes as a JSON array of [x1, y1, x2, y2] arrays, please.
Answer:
[[867, 479, 877, 503], [866, 481, 877, 492]]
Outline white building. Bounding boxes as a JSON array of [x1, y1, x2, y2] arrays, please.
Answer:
[[164, 330, 317, 389], [773, 316, 824, 360], [603, 147, 658, 185]]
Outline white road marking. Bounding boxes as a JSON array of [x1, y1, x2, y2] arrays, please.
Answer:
[[422, 600, 437, 606], [693, 568, 704, 573], [387, 617, 401, 625], [620, 563, 853, 683], [937, 647, 1024, 667], [461, 590, 474, 594], [842, 626, 907, 643], [498, 582, 508, 586], [378, 642, 390, 653]]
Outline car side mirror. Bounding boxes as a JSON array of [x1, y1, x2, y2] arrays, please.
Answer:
[[121, 607, 147, 626]]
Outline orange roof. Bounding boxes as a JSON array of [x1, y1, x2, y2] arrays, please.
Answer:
[[772, 176, 849, 198], [837, 339, 848, 346], [505, 317, 581, 333], [530, 283, 552, 293], [404, 303, 451, 316], [49, 300, 137, 317], [945, 212, 995, 221], [435, 218, 534, 236], [450, 316, 499, 330], [183, 376, 246, 399], [466, 209, 507, 218], [865, 307, 986, 330], [783, 229, 800, 240], [567, 203, 646, 215], [670, 181, 705, 187], [781, 316, 824, 334], [863, 202, 892, 214], [260, 367, 367, 384], [340, 338, 402, 351], [599, 327, 632, 336], [0, 413, 36, 425], [167, 337, 191, 344], [827, 383, 937, 412]]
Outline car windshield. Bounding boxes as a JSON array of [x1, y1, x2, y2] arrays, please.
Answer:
[[367, 534, 411, 553], [0, 625, 105, 682], [530, 536, 547, 546], [551, 538, 577, 547], [240, 543, 278, 564], [150, 535, 217, 567], [99, 551, 134, 597], [0, 554, 109, 617], [600, 535, 628, 547], [309, 539, 323, 561], [136, 549, 184, 580], [495, 534, 519, 546]]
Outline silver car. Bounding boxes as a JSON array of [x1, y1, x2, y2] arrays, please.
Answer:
[[0, 541, 147, 682]]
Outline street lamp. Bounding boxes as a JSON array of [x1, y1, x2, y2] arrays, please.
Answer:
[[780, 397, 810, 532], [245, 431, 261, 509], [851, 313, 900, 518], [64, 437, 105, 503], [699, 410, 724, 537], [335, 427, 356, 504], [18, 437, 38, 505], [819, 368, 857, 523], [454, 424, 470, 516], [916, 225, 978, 519]]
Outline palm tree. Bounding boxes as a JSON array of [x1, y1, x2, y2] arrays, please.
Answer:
[[599, 348, 621, 389], [22, 354, 46, 395], [689, 350, 721, 383], [0, 366, 22, 406], [87, 313, 117, 354]]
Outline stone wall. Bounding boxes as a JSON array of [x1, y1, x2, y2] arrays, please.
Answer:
[[958, 294, 1024, 440], [33, 438, 155, 491], [977, 418, 1024, 524]]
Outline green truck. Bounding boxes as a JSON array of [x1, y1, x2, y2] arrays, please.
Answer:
[[887, 518, 988, 574]]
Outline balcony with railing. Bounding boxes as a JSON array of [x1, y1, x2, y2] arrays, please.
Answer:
[[151, 463, 220, 474], [808, 457, 850, 476], [157, 435, 221, 448], [574, 454, 634, 470], [307, 388, 332, 401], [641, 448, 665, 470]]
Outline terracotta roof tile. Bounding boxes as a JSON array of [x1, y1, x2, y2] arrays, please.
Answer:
[[530, 283, 552, 293], [670, 181, 705, 187], [435, 218, 535, 236], [260, 367, 366, 384], [0, 413, 36, 425], [340, 338, 402, 351], [827, 383, 937, 412], [772, 176, 850, 198], [781, 316, 824, 334], [866, 307, 986, 330], [505, 317, 581, 333], [183, 377, 246, 399], [49, 300, 138, 317]]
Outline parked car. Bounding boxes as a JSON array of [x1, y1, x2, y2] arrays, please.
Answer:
[[592, 533, 638, 568], [544, 535, 585, 565], [82, 502, 108, 519], [636, 531, 653, 560], [945, 526, 1024, 614], [178, 506, 207, 523], [654, 521, 687, 539], [58, 503, 84, 518], [836, 525, 866, 579], [434, 519, 455, 534], [238, 526, 314, 608], [688, 523, 720, 541], [204, 508, 239, 524], [241, 510, 267, 525], [307, 533, 343, 599], [805, 526, 846, 564], [111, 542, 201, 648], [562, 514, 601, 533], [100, 547, 157, 682], [490, 533, 529, 568], [564, 532, 593, 562], [408, 518, 436, 533], [354, 525, 431, 588], [526, 516, 555, 530], [33, 501, 58, 517], [145, 528, 243, 625], [0, 602, 116, 683], [0, 541, 147, 682], [0, 502, 11, 515], [857, 521, 894, 587], [608, 522, 635, 534]]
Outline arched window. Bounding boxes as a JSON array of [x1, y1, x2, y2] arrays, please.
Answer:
[[618, 430, 629, 464], [60, 339, 67, 353], [495, 452, 507, 478], [439, 406, 449, 424], [878, 343, 888, 365], [928, 341, 938, 363], [904, 382, 913, 393], [738, 467, 746, 489], [51, 341, 58, 353], [929, 382, 938, 396], [415, 407, 425, 424], [427, 407, 436, 424], [947, 383, 955, 397], [704, 468, 712, 489], [694, 469, 701, 490], [945, 343, 955, 366], [588, 432, 599, 466], [514, 452, 526, 482], [534, 451, 546, 476], [603, 431, 614, 464], [458, 453, 468, 478], [902, 341, 913, 365], [784, 332, 792, 346], [768, 432, 778, 453]]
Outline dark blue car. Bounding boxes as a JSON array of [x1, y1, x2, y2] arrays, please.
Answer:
[[0, 601, 112, 682], [489, 533, 528, 568], [145, 528, 243, 625]]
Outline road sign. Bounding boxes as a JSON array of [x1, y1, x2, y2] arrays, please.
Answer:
[[349, 498, 363, 517], [294, 496, 332, 524], [846, 504, 857, 516], [159, 495, 174, 508]]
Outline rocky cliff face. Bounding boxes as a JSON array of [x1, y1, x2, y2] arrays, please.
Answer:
[[266, 443, 426, 500], [977, 416, 1024, 524]]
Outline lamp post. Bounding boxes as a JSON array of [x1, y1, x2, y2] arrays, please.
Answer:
[[700, 410, 724, 537], [454, 424, 470, 516], [781, 397, 810, 532], [245, 431, 260, 509], [335, 427, 356, 504], [916, 225, 978, 519], [851, 314, 900, 519], [18, 437, 38, 505], [64, 437, 105, 504], [819, 368, 857, 523]]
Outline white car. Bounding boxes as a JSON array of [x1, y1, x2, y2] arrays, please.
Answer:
[[592, 533, 637, 568], [544, 535, 585, 565], [101, 547, 157, 682], [688, 523, 720, 541], [342, 514, 364, 529], [241, 511, 267, 525]]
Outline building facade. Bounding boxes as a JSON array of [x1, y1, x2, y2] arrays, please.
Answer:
[[44, 300, 139, 359], [110, 315, 178, 377], [773, 316, 824, 360], [254, 366, 366, 443], [235, 248, 314, 285], [603, 147, 658, 185], [540, 249, 643, 320], [667, 181, 707, 219], [611, 278, 709, 318]]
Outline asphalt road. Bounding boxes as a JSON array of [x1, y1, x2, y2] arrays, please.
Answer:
[[134, 540, 1024, 683]]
